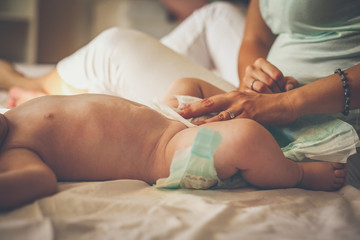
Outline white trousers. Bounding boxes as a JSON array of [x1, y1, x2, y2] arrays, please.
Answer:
[[161, 2, 247, 87], [57, 2, 246, 106]]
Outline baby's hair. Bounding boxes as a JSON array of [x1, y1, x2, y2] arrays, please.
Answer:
[[0, 114, 8, 146]]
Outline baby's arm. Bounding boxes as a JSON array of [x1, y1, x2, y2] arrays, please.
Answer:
[[0, 148, 58, 211], [163, 78, 225, 108]]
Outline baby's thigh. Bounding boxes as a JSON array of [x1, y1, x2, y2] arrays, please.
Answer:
[[168, 119, 283, 180], [200, 119, 284, 179]]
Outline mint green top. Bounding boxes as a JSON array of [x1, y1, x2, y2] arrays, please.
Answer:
[[259, 0, 360, 133]]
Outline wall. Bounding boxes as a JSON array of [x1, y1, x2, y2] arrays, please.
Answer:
[[38, 0, 176, 63]]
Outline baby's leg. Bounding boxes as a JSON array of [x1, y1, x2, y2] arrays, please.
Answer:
[[167, 119, 346, 191], [211, 119, 346, 190], [0, 148, 58, 211]]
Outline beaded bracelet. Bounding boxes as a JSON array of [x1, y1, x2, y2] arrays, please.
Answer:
[[334, 68, 350, 116]]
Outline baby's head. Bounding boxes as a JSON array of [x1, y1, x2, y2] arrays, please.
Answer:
[[0, 114, 8, 146]]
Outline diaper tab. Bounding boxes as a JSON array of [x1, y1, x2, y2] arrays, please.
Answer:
[[191, 126, 222, 159], [155, 127, 223, 189]]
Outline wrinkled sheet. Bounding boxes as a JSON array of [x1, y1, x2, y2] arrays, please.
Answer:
[[1, 180, 360, 240]]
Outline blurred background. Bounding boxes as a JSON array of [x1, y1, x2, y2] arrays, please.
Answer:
[[0, 0, 245, 64]]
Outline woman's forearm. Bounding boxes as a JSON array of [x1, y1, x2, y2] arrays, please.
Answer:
[[236, 0, 276, 89], [288, 64, 360, 118], [237, 40, 271, 86]]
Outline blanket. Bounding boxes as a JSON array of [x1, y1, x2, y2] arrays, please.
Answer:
[[1, 180, 360, 240]]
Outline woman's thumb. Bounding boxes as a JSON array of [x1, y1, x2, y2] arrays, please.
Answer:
[[284, 76, 299, 91]]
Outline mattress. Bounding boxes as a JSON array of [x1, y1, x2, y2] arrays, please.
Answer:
[[0, 64, 359, 240]]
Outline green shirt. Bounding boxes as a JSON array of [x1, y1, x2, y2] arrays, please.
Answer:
[[260, 0, 360, 133]]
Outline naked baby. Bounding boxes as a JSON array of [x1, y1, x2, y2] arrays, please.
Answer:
[[0, 83, 347, 211]]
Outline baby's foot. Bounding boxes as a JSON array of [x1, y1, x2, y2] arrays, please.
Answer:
[[298, 162, 346, 191], [6, 87, 46, 108], [0, 60, 25, 90]]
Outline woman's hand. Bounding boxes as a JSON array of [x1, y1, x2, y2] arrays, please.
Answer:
[[240, 58, 299, 93], [179, 90, 298, 126]]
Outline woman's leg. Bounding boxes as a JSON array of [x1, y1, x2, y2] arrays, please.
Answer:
[[0, 60, 38, 91], [56, 27, 235, 106], [0, 61, 87, 108], [161, 2, 247, 87], [2, 2, 246, 106], [2, 27, 236, 108], [1, 3, 245, 106], [0, 60, 87, 95]]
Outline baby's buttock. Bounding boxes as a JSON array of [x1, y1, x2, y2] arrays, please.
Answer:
[[144, 119, 187, 183]]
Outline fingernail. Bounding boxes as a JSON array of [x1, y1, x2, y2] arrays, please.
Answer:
[[194, 121, 205, 126], [286, 83, 294, 91]]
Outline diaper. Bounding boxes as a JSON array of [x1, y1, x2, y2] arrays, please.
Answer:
[[267, 115, 360, 163], [155, 127, 249, 190], [0, 108, 9, 114], [152, 96, 360, 163]]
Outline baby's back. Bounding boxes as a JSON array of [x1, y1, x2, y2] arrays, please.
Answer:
[[2, 94, 185, 183]]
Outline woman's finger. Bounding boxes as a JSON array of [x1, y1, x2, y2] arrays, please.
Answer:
[[284, 76, 300, 91], [179, 93, 231, 119], [253, 58, 285, 91], [249, 79, 273, 94], [193, 108, 239, 125], [243, 65, 273, 93], [250, 68, 281, 93]]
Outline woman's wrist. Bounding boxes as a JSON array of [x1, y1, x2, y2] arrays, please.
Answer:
[[283, 88, 305, 120], [283, 70, 350, 119]]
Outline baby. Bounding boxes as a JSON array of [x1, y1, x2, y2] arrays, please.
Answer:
[[0, 79, 347, 211]]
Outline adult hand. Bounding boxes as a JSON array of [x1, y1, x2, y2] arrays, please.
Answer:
[[179, 90, 298, 126], [240, 58, 299, 93]]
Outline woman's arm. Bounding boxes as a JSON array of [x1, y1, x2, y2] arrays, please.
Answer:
[[237, 0, 277, 91], [238, 0, 299, 93], [180, 64, 360, 125], [289, 64, 360, 118], [179, 0, 359, 124]]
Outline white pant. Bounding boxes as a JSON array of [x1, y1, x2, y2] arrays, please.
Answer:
[[57, 2, 246, 106], [161, 2, 247, 87]]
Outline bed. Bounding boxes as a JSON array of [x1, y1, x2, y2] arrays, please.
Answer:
[[0, 64, 360, 240]]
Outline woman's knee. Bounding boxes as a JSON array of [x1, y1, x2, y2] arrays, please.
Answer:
[[197, 1, 245, 19], [92, 27, 152, 51]]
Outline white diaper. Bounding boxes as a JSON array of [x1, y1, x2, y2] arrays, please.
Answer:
[[155, 127, 249, 190], [0, 108, 9, 114], [151, 96, 360, 163]]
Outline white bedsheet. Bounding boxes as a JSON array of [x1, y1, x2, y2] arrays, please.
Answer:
[[1, 180, 360, 240]]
